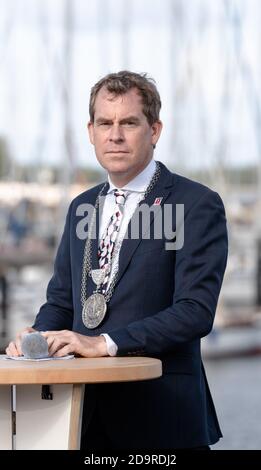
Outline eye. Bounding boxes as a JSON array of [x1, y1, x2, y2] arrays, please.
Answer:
[[123, 121, 137, 127]]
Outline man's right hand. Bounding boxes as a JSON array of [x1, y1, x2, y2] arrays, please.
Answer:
[[5, 327, 36, 357]]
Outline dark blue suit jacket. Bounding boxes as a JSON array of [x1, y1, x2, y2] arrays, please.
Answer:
[[34, 162, 228, 449]]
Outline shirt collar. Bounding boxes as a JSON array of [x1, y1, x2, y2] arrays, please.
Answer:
[[107, 159, 156, 194]]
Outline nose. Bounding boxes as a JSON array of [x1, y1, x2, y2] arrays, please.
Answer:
[[109, 124, 124, 143]]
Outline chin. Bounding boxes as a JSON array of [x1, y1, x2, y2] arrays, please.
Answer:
[[103, 159, 131, 174]]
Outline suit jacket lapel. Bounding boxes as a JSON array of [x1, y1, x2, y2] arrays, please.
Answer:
[[90, 183, 109, 272], [116, 163, 174, 287]]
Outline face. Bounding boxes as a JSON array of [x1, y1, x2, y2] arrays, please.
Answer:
[[88, 87, 162, 186]]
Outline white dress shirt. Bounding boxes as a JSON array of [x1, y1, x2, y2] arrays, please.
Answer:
[[101, 159, 156, 356]]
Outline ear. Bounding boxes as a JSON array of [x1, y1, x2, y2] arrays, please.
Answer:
[[87, 121, 94, 145], [151, 120, 163, 147]]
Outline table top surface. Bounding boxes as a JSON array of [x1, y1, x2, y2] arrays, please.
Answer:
[[0, 355, 162, 384]]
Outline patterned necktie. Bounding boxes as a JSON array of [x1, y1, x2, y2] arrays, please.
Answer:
[[98, 189, 127, 291]]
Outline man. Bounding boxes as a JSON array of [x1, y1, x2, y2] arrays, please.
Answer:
[[6, 71, 228, 450]]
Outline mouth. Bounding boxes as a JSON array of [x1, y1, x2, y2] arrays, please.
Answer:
[[105, 151, 129, 154]]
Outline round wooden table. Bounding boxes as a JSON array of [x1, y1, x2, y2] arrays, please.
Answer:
[[0, 356, 162, 450]]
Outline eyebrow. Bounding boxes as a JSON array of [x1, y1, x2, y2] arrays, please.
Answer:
[[121, 116, 141, 124], [95, 116, 141, 124]]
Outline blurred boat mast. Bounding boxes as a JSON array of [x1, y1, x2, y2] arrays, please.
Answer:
[[56, 0, 75, 242], [224, 0, 261, 207]]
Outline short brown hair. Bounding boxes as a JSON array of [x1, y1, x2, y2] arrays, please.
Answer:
[[89, 70, 161, 126]]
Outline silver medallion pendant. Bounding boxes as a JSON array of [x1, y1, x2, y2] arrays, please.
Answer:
[[82, 293, 107, 329]]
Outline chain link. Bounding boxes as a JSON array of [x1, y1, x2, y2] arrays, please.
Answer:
[[80, 161, 161, 307]]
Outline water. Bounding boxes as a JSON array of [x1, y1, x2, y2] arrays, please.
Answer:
[[205, 357, 261, 450]]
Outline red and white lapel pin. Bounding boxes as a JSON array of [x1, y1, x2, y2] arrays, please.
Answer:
[[153, 197, 163, 206]]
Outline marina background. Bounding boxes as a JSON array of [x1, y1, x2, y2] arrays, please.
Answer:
[[1, 0, 261, 450]]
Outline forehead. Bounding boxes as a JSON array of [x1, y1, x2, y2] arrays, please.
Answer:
[[93, 87, 145, 118]]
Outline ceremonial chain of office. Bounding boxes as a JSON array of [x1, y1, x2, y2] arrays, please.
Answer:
[[81, 161, 161, 329]]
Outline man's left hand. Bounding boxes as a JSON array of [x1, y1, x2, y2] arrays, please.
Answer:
[[41, 330, 108, 357]]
